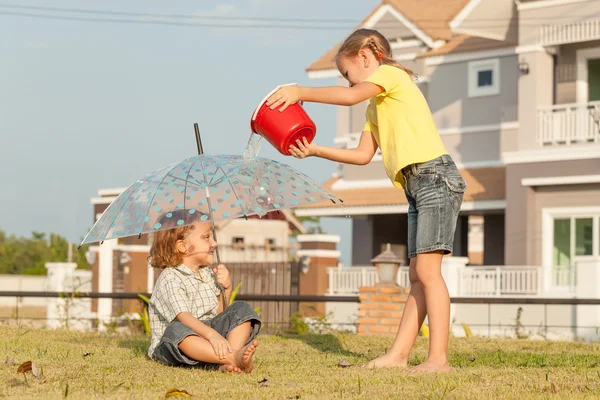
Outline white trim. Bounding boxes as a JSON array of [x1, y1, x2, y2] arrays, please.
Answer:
[[425, 47, 516, 66], [296, 249, 341, 259], [296, 234, 340, 243], [294, 200, 506, 217], [332, 179, 394, 190], [97, 188, 126, 196], [503, 146, 600, 164], [518, 0, 592, 11], [454, 159, 505, 169], [114, 244, 150, 252], [147, 263, 154, 293], [450, 0, 481, 30], [438, 121, 518, 135], [468, 58, 500, 97], [394, 53, 417, 61], [307, 69, 341, 79], [516, 45, 549, 54], [91, 196, 118, 205], [576, 48, 600, 104], [391, 39, 422, 49], [522, 175, 600, 187], [362, 4, 389, 29], [369, 4, 435, 48]]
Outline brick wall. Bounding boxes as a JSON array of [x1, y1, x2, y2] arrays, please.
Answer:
[[357, 285, 409, 336]]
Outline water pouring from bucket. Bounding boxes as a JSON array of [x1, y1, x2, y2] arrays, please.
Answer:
[[249, 83, 316, 156]]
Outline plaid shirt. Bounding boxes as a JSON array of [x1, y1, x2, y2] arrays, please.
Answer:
[[148, 264, 221, 358]]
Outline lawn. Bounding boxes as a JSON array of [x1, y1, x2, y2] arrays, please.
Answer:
[[1, 325, 600, 399]]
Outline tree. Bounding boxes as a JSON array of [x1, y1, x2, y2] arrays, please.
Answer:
[[0, 230, 90, 275]]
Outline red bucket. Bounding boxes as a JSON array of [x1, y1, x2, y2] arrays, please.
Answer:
[[251, 84, 316, 156]]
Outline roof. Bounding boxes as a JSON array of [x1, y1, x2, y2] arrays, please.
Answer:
[[296, 167, 506, 210], [418, 34, 515, 58], [383, 0, 470, 41], [306, 0, 471, 72]]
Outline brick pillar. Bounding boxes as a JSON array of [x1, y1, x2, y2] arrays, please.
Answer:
[[357, 285, 409, 336], [296, 234, 340, 317]]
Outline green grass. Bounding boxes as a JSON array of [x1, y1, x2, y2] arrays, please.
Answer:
[[1, 325, 600, 399]]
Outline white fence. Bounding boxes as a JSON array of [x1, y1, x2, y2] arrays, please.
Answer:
[[537, 101, 600, 146], [540, 19, 600, 46], [328, 263, 575, 297]]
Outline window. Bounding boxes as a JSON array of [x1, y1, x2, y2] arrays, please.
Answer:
[[552, 216, 598, 266], [265, 238, 276, 252], [232, 237, 244, 249], [468, 58, 500, 98]]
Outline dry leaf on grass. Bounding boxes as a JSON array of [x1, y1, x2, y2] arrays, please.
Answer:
[[338, 359, 352, 368], [82, 352, 93, 357], [258, 377, 270, 387], [4, 357, 17, 365], [17, 361, 32, 374], [165, 388, 193, 398]]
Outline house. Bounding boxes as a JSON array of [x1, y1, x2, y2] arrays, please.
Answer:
[[294, 0, 600, 277], [87, 187, 306, 322]]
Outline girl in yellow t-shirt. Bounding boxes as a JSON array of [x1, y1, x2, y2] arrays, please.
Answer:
[[267, 28, 466, 374]]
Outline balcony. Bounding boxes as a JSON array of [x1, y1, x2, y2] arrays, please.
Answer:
[[537, 101, 600, 146], [540, 19, 600, 46]]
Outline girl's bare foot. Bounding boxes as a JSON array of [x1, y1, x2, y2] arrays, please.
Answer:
[[218, 364, 242, 373], [361, 353, 408, 369], [235, 340, 258, 373], [408, 360, 451, 374]]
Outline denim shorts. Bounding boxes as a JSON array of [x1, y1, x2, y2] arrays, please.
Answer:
[[402, 154, 466, 259], [152, 301, 261, 367]]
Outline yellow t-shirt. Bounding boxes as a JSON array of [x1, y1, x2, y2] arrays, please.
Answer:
[[363, 65, 448, 188]]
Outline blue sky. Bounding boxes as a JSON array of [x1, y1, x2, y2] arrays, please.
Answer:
[[0, 0, 380, 265]]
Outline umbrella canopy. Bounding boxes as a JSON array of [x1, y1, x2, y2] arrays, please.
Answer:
[[81, 154, 342, 245]]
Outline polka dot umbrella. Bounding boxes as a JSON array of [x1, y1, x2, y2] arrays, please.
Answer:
[[80, 125, 344, 264]]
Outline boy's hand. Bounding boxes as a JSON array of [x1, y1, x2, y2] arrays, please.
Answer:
[[289, 137, 318, 159], [207, 331, 233, 359], [266, 85, 300, 112], [212, 264, 232, 290]]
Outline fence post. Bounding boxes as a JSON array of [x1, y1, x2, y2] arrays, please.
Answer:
[[296, 234, 340, 317], [575, 258, 600, 341], [495, 267, 501, 296]]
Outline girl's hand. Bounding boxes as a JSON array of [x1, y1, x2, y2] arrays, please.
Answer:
[[212, 264, 232, 290], [266, 85, 300, 112], [207, 331, 233, 359], [289, 137, 318, 159]]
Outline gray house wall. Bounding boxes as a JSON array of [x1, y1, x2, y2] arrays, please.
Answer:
[[505, 158, 600, 265]]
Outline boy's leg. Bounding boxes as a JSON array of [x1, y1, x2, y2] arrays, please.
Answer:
[[208, 302, 261, 373], [363, 257, 427, 368], [178, 335, 241, 372], [227, 321, 251, 349], [409, 250, 451, 373]]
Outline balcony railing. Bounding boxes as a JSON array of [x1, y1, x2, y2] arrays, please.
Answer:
[[537, 101, 600, 146], [540, 19, 600, 46]]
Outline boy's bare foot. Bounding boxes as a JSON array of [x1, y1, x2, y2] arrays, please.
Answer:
[[408, 360, 451, 374], [361, 354, 408, 369], [218, 364, 242, 374], [235, 340, 258, 373]]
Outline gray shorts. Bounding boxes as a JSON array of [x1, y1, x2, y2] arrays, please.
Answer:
[[402, 154, 466, 259], [152, 301, 261, 367]]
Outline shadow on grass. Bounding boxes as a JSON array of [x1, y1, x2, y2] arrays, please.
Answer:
[[276, 333, 368, 360], [119, 337, 150, 357]]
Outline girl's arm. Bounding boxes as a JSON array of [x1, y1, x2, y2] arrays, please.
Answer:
[[266, 82, 382, 111], [290, 131, 378, 166]]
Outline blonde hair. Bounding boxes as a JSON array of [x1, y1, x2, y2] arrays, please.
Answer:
[[147, 209, 205, 269], [336, 28, 415, 79]]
